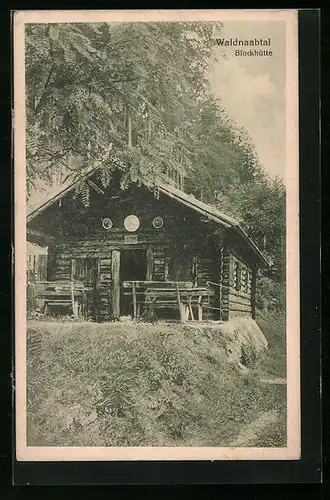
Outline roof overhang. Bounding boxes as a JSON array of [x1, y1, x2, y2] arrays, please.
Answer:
[[27, 169, 270, 268]]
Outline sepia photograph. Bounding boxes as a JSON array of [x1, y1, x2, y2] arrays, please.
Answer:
[[14, 9, 300, 461]]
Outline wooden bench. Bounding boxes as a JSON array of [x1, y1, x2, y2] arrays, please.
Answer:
[[36, 281, 86, 317], [123, 281, 193, 320], [122, 281, 210, 323]]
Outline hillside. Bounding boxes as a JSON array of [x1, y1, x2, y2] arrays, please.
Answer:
[[27, 316, 286, 447]]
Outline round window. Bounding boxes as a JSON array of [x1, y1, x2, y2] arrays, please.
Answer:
[[152, 216, 164, 229], [102, 218, 113, 230], [124, 215, 140, 232]]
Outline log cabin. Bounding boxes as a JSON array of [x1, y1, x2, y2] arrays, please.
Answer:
[[27, 166, 269, 322]]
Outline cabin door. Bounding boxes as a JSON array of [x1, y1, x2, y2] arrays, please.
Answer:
[[119, 249, 147, 316], [71, 257, 100, 319]]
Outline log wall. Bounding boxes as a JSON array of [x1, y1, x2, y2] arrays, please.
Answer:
[[50, 234, 223, 320], [226, 251, 253, 320]]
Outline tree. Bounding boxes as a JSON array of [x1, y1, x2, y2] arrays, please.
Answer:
[[179, 93, 286, 299], [180, 95, 266, 203], [25, 21, 221, 197]]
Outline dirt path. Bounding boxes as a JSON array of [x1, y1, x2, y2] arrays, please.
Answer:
[[230, 373, 287, 447], [230, 409, 280, 447], [259, 377, 286, 385]]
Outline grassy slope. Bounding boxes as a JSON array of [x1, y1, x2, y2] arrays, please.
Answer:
[[27, 315, 286, 447]]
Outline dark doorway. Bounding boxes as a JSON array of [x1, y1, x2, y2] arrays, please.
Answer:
[[120, 249, 147, 316]]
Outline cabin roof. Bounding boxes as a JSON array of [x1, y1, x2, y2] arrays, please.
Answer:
[[156, 182, 269, 267], [27, 164, 269, 267]]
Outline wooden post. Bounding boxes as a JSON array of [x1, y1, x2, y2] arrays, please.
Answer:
[[71, 281, 76, 317], [111, 250, 120, 320], [188, 302, 194, 321], [82, 288, 86, 318], [176, 283, 186, 323], [197, 294, 203, 321], [251, 265, 257, 320], [71, 259, 76, 280], [132, 281, 137, 319], [146, 247, 154, 281]]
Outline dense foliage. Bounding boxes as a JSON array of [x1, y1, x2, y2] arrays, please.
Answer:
[[26, 22, 217, 192], [25, 22, 285, 309]]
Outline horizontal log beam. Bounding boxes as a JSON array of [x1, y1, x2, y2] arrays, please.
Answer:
[[228, 294, 251, 306], [224, 287, 251, 299], [229, 303, 252, 313]]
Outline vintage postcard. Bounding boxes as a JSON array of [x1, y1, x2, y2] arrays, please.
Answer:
[[14, 9, 299, 461]]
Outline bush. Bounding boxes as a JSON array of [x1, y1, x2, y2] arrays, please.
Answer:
[[256, 275, 285, 314], [256, 312, 286, 378]]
